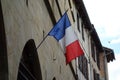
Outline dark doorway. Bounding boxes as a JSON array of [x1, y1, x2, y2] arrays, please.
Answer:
[[0, 1, 8, 80], [17, 39, 42, 80]]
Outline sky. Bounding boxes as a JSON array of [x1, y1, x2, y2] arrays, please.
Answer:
[[83, 0, 120, 80]]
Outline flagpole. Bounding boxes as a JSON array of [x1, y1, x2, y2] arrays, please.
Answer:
[[36, 34, 48, 49], [37, 9, 69, 49]]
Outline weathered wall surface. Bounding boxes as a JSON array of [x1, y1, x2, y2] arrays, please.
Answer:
[[99, 52, 109, 80], [1, 0, 75, 80]]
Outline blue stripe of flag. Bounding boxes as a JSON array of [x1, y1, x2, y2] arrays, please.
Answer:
[[48, 12, 71, 41]]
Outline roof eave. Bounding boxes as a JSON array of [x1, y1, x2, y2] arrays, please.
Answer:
[[74, 0, 103, 52]]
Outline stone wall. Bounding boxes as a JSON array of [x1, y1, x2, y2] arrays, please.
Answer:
[[1, 0, 75, 80]]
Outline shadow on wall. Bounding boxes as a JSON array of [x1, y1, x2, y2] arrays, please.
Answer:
[[0, 1, 8, 80]]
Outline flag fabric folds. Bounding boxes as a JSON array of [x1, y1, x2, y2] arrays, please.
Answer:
[[48, 12, 84, 64]]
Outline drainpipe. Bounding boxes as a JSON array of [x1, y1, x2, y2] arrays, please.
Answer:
[[88, 28, 94, 80], [103, 49, 107, 80]]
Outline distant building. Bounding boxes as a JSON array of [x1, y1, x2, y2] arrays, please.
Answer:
[[99, 47, 115, 80], [0, 0, 115, 80]]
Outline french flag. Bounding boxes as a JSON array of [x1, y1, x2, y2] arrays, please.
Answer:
[[48, 12, 84, 64]]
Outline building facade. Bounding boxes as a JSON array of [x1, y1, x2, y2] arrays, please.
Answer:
[[0, 0, 115, 80]]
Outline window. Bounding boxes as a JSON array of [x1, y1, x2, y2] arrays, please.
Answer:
[[93, 69, 100, 80], [68, 0, 75, 22], [52, 77, 56, 80], [91, 40, 100, 69], [81, 22, 85, 41], [55, 0, 62, 16], [68, 0, 72, 8], [91, 40, 96, 62], [44, 0, 56, 24], [96, 48, 100, 69], [78, 55, 89, 80], [17, 39, 42, 80], [71, 11, 75, 22], [77, 13, 80, 32]]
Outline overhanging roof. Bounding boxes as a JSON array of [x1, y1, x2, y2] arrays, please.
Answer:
[[74, 0, 91, 30], [103, 47, 115, 62]]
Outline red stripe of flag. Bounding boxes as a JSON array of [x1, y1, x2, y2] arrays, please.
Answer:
[[65, 40, 84, 64]]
